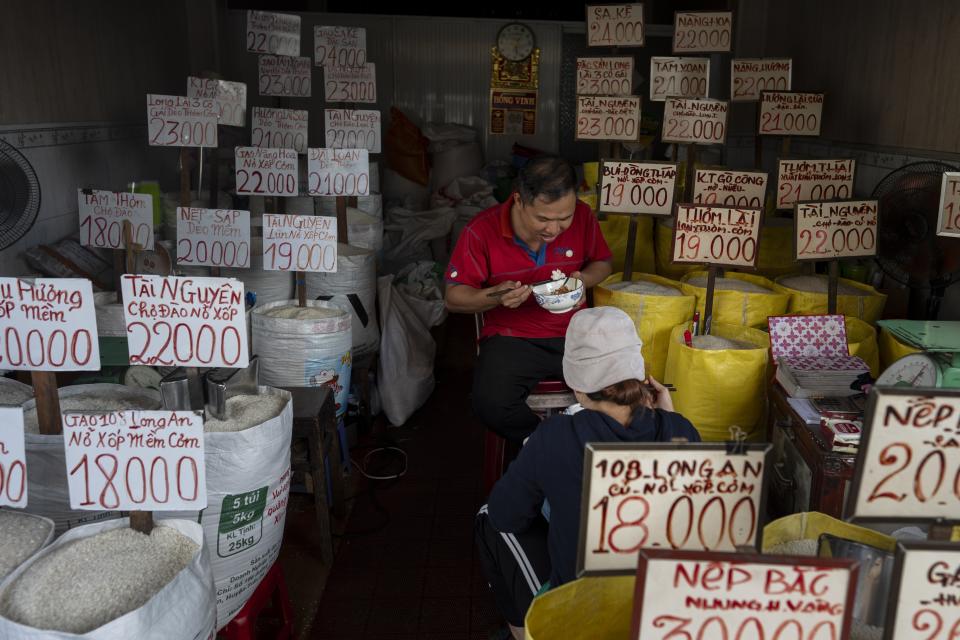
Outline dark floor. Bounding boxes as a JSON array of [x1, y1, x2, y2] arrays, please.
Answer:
[[280, 314, 503, 639]]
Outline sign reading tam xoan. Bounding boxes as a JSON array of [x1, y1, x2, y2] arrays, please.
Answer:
[[759, 91, 824, 136], [673, 11, 732, 53], [731, 59, 792, 102], [308, 148, 370, 197], [258, 55, 312, 98], [597, 161, 678, 216], [650, 57, 709, 102], [234, 147, 299, 197], [587, 4, 644, 47], [246, 10, 300, 56], [576, 57, 634, 96], [324, 64, 376, 103], [261, 214, 338, 273], [0, 277, 100, 371], [776, 159, 855, 210], [325, 109, 381, 153], [575, 96, 641, 141], [251, 106, 308, 154], [78, 189, 154, 250], [314, 25, 367, 68], [120, 275, 248, 369], [937, 172, 960, 237], [63, 410, 207, 511], [693, 169, 768, 209], [661, 98, 728, 145], [0, 407, 27, 507], [187, 77, 247, 127], [147, 95, 218, 148], [176, 208, 251, 269], [794, 200, 878, 261]]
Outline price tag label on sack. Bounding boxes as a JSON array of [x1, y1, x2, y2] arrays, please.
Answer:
[[575, 96, 641, 141], [673, 11, 732, 53], [0, 277, 100, 371], [731, 59, 792, 102], [937, 172, 960, 237], [246, 10, 300, 56], [262, 214, 338, 273], [794, 200, 878, 261], [78, 189, 154, 250], [577, 443, 770, 576], [587, 4, 644, 47], [308, 148, 370, 196], [0, 408, 27, 507], [176, 208, 251, 269], [662, 98, 728, 144], [187, 77, 247, 127], [776, 159, 855, 210], [120, 275, 249, 369], [672, 204, 763, 268], [147, 95, 219, 148], [631, 549, 856, 640], [649, 57, 710, 102], [258, 55, 312, 98], [576, 57, 634, 96], [758, 92, 824, 136], [598, 160, 678, 216], [693, 169, 768, 209], [235, 147, 299, 197], [325, 109, 381, 153], [251, 107, 308, 154], [63, 410, 207, 511]]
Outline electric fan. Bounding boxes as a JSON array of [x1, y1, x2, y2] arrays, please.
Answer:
[[872, 161, 960, 319], [0, 139, 41, 251]]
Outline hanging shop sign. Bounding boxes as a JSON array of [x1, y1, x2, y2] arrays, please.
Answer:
[[490, 89, 538, 136]]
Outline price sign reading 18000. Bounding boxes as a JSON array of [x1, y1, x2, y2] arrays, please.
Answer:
[[78, 189, 154, 251], [794, 200, 877, 261], [598, 161, 677, 216], [673, 204, 763, 268]]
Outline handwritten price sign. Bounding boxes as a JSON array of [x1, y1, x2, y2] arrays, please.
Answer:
[[262, 214, 338, 273], [886, 543, 960, 640], [325, 109, 381, 153], [849, 389, 960, 522], [235, 147, 299, 197], [577, 443, 769, 575], [731, 59, 792, 102], [147, 95, 218, 148], [251, 107, 307, 154], [121, 275, 248, 369], [314, 26, 366, 68], [576, 57, 634, 96], [650, 57, 709, 102], [693, 169, 768, 209], [324, 63, 376, 103], [308, 148, 370, 196], [587, 4, 644, 47], [673, 204, 763, 268], [598, 161, 677, 216], [0, 408, 27, 507], [937, 172, 960, 237], [78, 189, 154, 250], [246, 10, 300, 56], [258, 55, 311, 98], [186, 77, 246, 127], [63, 410, 206, 511], [0, 278, 100, 371], [673, 11, 732, 53], [759, 92, 824, 136], [662, 98, 728, 144], [176, 208, 251, 269], [575, 96, 641, 141], [632, 550, 856, 640], [777, 159, 855, 210], [794, 200, 878, 261]]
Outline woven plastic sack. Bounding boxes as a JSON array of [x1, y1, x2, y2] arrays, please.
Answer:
[[754, 217, 798, 278], [845, 317, 880, 377], [0, 378, 33, 405], [879, 326, 920, 371], [305, 244, 379, 358], [663, 323, 770, 442], [594, 273, 695, 380], [0, 513, 54, 582], [680, 271, 790, 329], [598, 215, 656, 275], [0, 518, 215, 639], [775, 275, 887, 325], [526, 575, 635, 640], [654, 217, 699, 280], [762, 512, 896, 554]]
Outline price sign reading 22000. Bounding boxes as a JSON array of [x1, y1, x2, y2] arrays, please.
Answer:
[[673, 204, 763, 269]]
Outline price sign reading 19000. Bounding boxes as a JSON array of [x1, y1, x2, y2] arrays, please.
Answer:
[[673, 204, 762, 269]]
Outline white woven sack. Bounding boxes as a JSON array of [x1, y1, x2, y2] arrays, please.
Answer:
[[305, 244, 379, 358], [222, 237, 294, 306]]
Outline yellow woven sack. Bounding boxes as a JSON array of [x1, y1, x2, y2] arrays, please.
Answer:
[[680, 271, 791, 329], [755, 217, 798, 278], [762, 512, 896, 553], [879, 326, 920, 371], [526, 575, 635, 640], [654, 218, 700, 280], [594, 274, 695, 380], [663, 323, 770, 442], [845, 317, 880, 377], [599, 215, 656, 275], [775, 275, 887, 325]]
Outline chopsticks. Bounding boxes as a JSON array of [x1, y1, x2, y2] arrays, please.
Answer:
[[485, 277, 568, 298]]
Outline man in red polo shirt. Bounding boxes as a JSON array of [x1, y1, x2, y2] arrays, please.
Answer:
[[445, 155, 613, 442]]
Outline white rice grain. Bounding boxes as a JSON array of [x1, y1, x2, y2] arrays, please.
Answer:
[[261, 304, 342, 320], [0, 525, 197, 633], [765, 539, 819, 556], [850, 621, 884, 640], [686, 276, 774, 294], [23, 393, 159, 435], [779, 275, 869, 296], [689, 335, 754, 351], [204, 394, 287, 433], [0, 380, 32, 407], [606, 281, 683, 296], [0, 511, 52, 581]]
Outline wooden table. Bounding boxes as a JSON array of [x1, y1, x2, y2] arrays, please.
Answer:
[[768, 385, 858, 519]]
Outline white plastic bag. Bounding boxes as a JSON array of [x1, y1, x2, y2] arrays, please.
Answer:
[[381, 207, 456, 274], [306, 244, 379, 359], [377, 275, 436, 426], [0, 518, 216, 640], [395, 262, 447, 328]]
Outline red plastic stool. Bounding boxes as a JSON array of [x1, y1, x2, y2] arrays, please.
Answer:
[[219, 561, 293, 640]]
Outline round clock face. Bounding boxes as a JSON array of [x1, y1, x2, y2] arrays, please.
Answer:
[[497, 22, 535, 62]]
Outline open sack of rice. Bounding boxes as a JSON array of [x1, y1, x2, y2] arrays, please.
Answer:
[[775, 275, 886, 324], [594, 274, 694, 380], [680, 271, 791, 329], [0, 512, 54, 583]]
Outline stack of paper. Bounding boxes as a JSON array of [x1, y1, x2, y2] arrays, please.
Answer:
[[775, 355, 871, 398]]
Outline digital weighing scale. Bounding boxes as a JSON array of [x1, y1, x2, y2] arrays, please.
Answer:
[[876, 320, 960, 388]]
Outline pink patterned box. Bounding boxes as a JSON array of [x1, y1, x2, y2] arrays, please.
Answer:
[[767, 314, 849, 358]]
